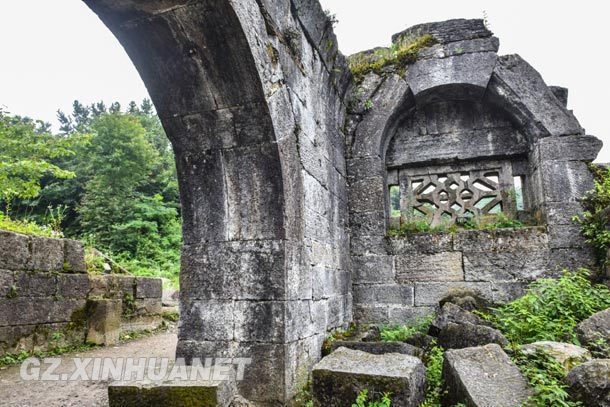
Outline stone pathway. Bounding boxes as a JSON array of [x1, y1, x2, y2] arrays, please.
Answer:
[[0, 331, 177, 407]]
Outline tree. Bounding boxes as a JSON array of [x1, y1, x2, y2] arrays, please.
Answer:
[[0, 110, 78, 212]]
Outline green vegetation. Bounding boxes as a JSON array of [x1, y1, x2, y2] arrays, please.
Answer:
[[387, 213, 525, 237], [479, 269, 610, 344], [347, 34, 437, 82], [321, 323, 358, 356], [0, 212, 55, 237], [420, 343, 445, 407], [473, 269, 610, 405], [0, 342, 99, 368], [574, 164, 610, 265], [1, 100, 182, 288], [379, 314, 434, 342], [352, 389, 391, 407], [511, 347, 583, 407]]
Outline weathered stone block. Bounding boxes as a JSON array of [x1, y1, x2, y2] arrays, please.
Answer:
[[407, 52, 497, 104], [0, 298, 86, 327], [347, 177, 385, 213], [181, 240, 286, 301], [179, 299, 235, 342], [521, 341, 591, 372], [353, 305, 390, 324], [576, 308, 610, 357], [438, 322, 508, 349], [86, 299, 122, 346], [536, 134, 602, 162], [353, 284, 413, 305], [540, 160, 594, 203], [443, 344, 532, 406], [312, 347, 426, 407], [350, 235, 387, 256], [12, 271, 57, 298], [0, 269, 14, 298], [388, 306, 436, 324], [329, 341, 424, 358], [352, 255, 394, 284], [463, 249, 551, 282], [233, 301, 285, 343], [548, 223, 588, 249], [491, 282, 529, 304], [135, 277, 163, 299], [386, 234, 453, 255], [453, 227, 548, 251], [565, 359, 610, 407], [429, 303, 485, 336], [414, 282, 492, 307], [108, 370, 236, 407], [396, 252, 463, 283], [28, 236, 64, 272], [56, 273, 91, 299], [0, 231, 30, 270], [63, 239, 87, 273], [488, 54, 583, 138]]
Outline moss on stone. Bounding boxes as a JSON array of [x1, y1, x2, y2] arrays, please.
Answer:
[[347, 34, 437, 82]]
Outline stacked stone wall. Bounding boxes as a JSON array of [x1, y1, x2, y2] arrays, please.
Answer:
[[0, 230, 163, 356]]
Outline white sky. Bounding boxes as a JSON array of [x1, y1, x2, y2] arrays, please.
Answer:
[[0, 1, 608, 161]]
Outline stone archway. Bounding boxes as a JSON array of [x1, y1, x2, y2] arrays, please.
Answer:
[[84, 0, 353, 404]]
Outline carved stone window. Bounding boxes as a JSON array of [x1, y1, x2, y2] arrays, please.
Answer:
[[387, 160, 526, 227]]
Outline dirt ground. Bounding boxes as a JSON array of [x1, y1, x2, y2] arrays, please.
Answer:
[[0, 330, 178, 407]]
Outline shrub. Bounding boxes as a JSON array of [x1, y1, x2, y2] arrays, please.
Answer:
[[574, 164, 610, 264], [380, 314, 435, 342], [481, 269, 610, 344], [0, 212, 55, 237], [511, 347, 583, 407], [352, 389, 391, 407], [420, 343, 445, 407]]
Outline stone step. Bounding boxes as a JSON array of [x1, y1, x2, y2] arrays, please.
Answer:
[[108, 367, 235, 407]]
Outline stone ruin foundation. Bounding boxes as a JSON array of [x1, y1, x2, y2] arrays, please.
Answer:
[[83, 1, 601, 404]]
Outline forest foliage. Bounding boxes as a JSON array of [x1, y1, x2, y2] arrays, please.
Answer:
[[0, 100, 181, 286]]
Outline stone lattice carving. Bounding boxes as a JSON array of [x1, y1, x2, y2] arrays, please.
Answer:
[[388, 161, 518, 226]]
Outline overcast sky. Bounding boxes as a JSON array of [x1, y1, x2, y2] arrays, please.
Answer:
[[1, 1, 608, 160]]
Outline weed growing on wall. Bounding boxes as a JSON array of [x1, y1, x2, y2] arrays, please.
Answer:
[[347, 35, 437, 82]]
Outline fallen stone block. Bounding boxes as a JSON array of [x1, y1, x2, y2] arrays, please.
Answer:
[[565, 359, 610, 407], [576, 308, 610, 357], [86, 299, 122, 346], [429, 302, 486, 336], [438, 322, 508, 349], [521, 341, 591, 372], [312, 347, 425, 407], [108, 369, 235, 407], [329, 340, 424, 359], [443, 344, 532, 406]]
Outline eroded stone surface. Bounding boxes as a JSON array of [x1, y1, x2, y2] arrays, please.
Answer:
[[312, 347, 426, 407], [565, 359, 610, 407], [443, 344, 532, 406]]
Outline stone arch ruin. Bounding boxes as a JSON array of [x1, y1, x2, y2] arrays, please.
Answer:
[[83, 2, 601, 404]]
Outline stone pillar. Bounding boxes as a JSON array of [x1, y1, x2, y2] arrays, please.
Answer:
[[529, 135, 602, 270]]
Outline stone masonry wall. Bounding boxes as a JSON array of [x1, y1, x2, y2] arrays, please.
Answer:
[[0, 230, 162, 356], [346, 19, 602, 325], [353, 227, 552, 324]]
